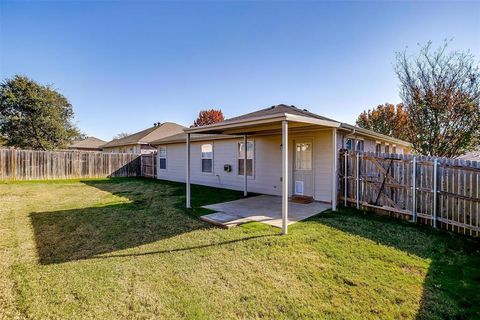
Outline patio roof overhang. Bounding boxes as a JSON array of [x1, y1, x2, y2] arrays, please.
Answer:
[[184, 112, 340, 236], [184, 113, 341, 135]]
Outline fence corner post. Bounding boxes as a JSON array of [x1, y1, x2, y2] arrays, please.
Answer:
[[412, 157, 417, 223], [433, 158, 438, 228]]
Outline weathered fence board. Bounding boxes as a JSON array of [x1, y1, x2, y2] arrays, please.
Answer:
[[141, 153, 157, 179], [340, 151, 480, 237], [0, 148, 142, 180]]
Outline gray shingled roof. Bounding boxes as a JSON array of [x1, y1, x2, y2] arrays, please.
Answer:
[[101, 122, 185, 148], [69, 137, 106, 149], [224, 104, 339, 124], [457, 150, 480, 162]]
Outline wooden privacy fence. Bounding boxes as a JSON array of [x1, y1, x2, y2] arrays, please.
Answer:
[[0, 148, 142, 180], [141, 153, 157, 178], [339, 151, 480, 237]]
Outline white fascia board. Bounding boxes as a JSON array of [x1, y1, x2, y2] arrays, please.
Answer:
[[284, 114, 341, 128]]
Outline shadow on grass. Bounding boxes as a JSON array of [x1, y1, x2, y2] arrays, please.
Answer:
[[310, 207, 480, 320], [29, 178, 246, 265]]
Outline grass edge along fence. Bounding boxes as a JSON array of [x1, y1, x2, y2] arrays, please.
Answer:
[[339, 150, 480, 237], [0, 148, 142, 180]]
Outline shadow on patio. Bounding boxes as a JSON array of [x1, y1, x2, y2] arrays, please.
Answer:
[[311, 208, 480, 320], [29, 178, 248, 265]]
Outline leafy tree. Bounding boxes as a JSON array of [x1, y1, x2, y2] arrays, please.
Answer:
[[356, 103, 409, 141], [113, 132, 131, 140], [0, 75, 81, 150], [192, 109, 224, 127], [396, 41, 480, 157]]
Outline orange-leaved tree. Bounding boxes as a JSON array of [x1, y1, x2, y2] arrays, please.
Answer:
[[192, 109, 224, 127], [356, 103, 409, 141]]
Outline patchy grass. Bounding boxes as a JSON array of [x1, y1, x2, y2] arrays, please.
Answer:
[[0, 178, 478, 319]]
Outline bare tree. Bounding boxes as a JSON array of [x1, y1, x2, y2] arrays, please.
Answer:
[[396, 41, 480, 157], [113, 132, 131, 140]]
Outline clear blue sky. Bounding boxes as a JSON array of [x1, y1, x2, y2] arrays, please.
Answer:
[[1, 1, 479, 141]]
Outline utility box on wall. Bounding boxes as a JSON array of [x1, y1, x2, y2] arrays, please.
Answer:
[[224, 164, 232, 172]]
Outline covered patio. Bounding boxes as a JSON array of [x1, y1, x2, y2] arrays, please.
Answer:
[[184, 105, 341, 234], [201, 195, 331, 228]]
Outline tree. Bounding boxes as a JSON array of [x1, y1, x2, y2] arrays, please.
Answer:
[[356, 103, 409, 141], [192, 109, 224, 127], [395, 41, 480, 157], [0, 75, 81, 150], [113, 132, 131, 140]]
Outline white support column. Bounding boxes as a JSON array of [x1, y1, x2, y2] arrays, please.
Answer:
[[332, 128, 338, 211], [356, 152, 360, 209], [344, 150, 348, 206], [243, 134, 248, 197], [186, 133, 191, 209], [282, 120, 289, 235]]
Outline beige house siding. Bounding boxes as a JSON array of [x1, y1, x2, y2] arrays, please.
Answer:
[[102, 144, 156, 154], [157, 130, 335, 202]]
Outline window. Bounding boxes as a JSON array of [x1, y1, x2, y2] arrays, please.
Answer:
[[345, 138, 353, 150], [392, 146, 397, 154], [375, 143, 382, 154], [385, 145, 390, 153], [295, 142, 312, 170], [159, 146, 167, 170], [238, 141, 254, 176], [356, 140, 364, 152], [201, 144, 213, 173]]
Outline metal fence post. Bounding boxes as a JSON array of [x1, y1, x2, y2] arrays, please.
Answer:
[[433, 158, 438, 228], [412, 157, 417, 222], [344, 150, 348, 206], [356, 152, 360, 209]]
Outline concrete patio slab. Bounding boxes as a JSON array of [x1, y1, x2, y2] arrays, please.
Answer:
[[199, 212, 252, 228], [202, 195, 331, 228]]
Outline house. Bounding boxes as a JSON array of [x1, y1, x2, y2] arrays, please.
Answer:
[[101, 122, 185, 154], [457, 150, 480, 162], [151, 104, 410, 233], [68, 136, 106, 151]]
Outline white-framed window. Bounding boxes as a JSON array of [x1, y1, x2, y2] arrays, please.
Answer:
[[201, 143, 213, 173], [392, 145, 397, 154], [356, 140, 364, 152], [159, 146, 167, 170], [345, 138, 353, 150], [295, 142, 312, 170], [238, 141, 254, 176], [375, 142, 382, 154], [385, 145, 390, 154]]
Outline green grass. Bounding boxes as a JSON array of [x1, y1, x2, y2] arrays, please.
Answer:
[[0, 178, 478, 319]]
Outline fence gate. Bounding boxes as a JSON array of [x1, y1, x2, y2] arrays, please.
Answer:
[[141, 153, 157, 178], [339, 150, 480, 237]]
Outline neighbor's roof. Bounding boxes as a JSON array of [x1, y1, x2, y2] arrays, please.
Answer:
[[69, 136, 106, 149], [457, 150, 480, 162], [101, 122, 185, 148], [178, 104, 410, 147]]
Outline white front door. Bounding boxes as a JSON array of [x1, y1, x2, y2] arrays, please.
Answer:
[[293, 140, 314, 197]]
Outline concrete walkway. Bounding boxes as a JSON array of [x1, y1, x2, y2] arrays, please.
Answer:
[[201, 195, 331, 228]]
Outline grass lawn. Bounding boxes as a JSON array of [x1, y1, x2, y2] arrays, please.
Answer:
[[0, 178, 479, 319]]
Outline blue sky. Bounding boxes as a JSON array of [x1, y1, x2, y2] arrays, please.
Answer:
[[1, 1, 479, 140]]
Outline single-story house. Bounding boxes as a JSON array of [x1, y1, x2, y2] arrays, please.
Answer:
[[151, 104, 410, 233], [457, 150, 480, 162], [101, 122, 185, 154], [69, 136, 106, 151]]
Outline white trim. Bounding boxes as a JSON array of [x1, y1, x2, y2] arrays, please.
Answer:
[[282, 120, 289, 235], [158, 146, 167, 171], [332, 128, 337, 211], [200, 142, 214, 175]]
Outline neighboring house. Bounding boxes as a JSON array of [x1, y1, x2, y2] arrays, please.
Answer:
[[151, 105, 410, 217], [101, 122, 185, 154], [69, 136, 106, 151], [457, 150, 480, 162]]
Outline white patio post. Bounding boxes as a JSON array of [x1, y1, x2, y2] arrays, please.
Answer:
[[243, 134, 248, 197], [186, 133, 191, 208], [331, 128, 337, 211], [282, 120, 289, 235]]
